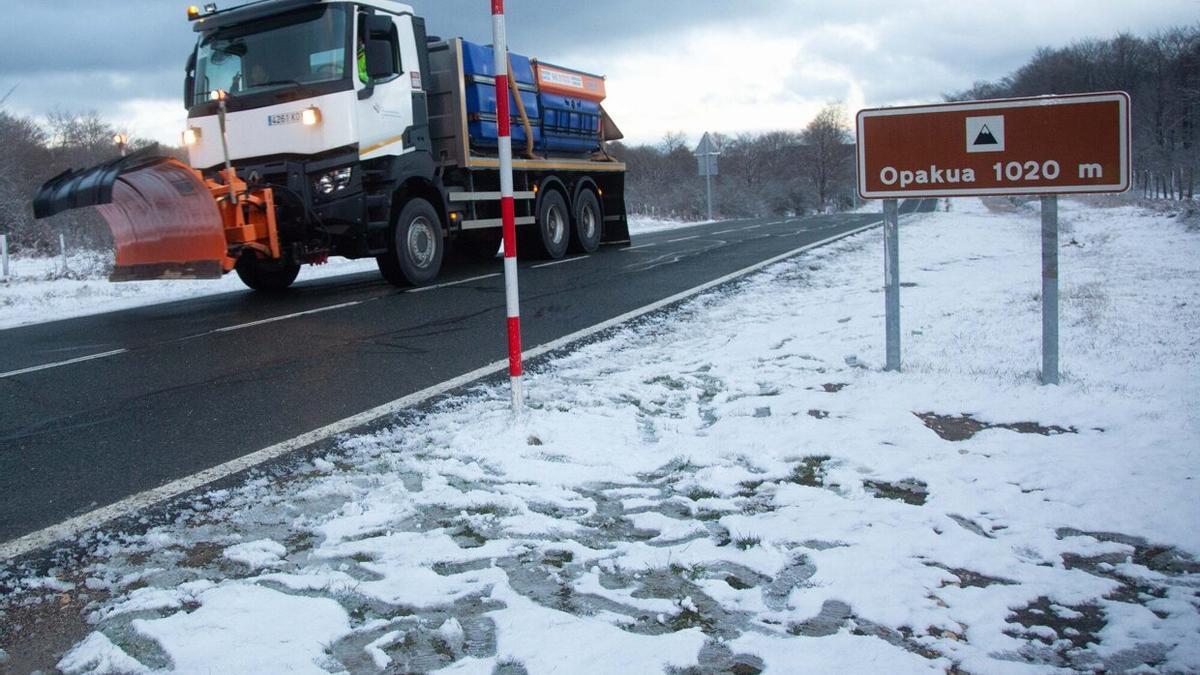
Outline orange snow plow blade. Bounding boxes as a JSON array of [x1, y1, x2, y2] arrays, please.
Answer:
[[34, 153, 230, 281]]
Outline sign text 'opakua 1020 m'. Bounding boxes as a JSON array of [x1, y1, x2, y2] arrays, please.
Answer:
[[856, 92, 1131, 199]]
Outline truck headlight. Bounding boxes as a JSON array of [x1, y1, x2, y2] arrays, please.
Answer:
[[182, 127, 202, 146], [302, 106, 321, 126], [314, 167, 353, 195]]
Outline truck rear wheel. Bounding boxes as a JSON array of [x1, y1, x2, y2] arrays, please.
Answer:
[[378, 198, 444, 287], [524, 190, 570, 260], [571, 189, 603, 253], [235, 255, 301, 292]]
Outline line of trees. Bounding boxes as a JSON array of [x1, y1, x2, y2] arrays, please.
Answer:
[[610, 104, 856, 221], [948, 25, 1199, 200]]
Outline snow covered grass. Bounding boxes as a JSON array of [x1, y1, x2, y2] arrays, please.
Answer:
[[3, 198, 1198, 673], [627, 214, 716, 234], [0, 253, 378, 331]]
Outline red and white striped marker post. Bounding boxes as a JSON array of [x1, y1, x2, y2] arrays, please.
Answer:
[[492, 0, 524, 412]]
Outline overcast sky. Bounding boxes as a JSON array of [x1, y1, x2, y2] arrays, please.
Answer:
[[1, 0, 1196, 147]]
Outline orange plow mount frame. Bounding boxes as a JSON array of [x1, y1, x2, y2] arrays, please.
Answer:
[[33, 152, 281, 282]]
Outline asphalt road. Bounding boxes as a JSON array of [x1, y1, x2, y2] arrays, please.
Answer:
[[0, 199, 937, 547]]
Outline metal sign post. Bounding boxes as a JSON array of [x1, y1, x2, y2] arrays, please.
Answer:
[[856, 92, 1131, 384], [1041, 195, 1059, 385], [492, 0, 524, 413], [693, 133, 720, 221], [883, 199, 901, 371], [1, 233, 9, 280], [705, 163, 713, 221]]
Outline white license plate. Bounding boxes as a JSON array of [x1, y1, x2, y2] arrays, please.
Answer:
[[267, 112, 303, 127]]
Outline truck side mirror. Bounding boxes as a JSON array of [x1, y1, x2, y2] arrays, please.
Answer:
[[365, 38, 397, 80]]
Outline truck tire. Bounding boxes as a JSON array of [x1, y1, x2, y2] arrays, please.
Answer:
[[571, 189, 603, 253], [235, 255, 301, 292], [378, 198, 444, 287], [524, 189, 570, 259]]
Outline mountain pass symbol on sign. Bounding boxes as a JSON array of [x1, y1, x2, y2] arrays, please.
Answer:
[[966, 115, 1005, 153]]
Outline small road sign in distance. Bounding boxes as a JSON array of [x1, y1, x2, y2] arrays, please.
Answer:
[[856, 92, 1131, 199]]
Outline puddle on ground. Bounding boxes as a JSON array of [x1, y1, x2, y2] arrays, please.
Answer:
[[925, 562, 1016, 589], [863, 478, 928, 506], [916, 412, 1078, 442], [1002, 596, 1109, 669]]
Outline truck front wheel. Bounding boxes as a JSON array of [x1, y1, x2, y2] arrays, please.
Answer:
[[378, 198, 444, 287], [235, 255, 301, 292]]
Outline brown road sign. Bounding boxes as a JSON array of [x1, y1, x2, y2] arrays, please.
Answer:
[[856, 92, 1131, 199]]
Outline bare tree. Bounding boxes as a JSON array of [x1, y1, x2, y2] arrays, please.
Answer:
[[802, 104, 852, 212], [659, 131, 688, 154]]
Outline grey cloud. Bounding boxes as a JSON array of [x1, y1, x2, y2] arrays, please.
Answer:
[[1, 0, 776, 116], [0, 1, 191, 75], [2, 0, 1197, 138]]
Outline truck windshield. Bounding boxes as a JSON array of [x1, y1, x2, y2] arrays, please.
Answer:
[[193, 5, 350, 105]]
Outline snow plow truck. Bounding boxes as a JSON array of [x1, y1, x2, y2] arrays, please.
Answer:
[[34, 0, 629, 290]]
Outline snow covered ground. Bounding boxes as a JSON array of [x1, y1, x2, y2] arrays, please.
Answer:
[[0, 216, 699, 331], [2, 198, 1198, 673]]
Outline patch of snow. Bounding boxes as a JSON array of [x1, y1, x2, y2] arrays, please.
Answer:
[[365, 629, 404, 670], [131, 584, 350, 674], [21, 575, 76, 592], [436, 617, 466, 655], [222, 538, 287, 569], [58, 632, 149, 675], [93, 580, 215, 623]]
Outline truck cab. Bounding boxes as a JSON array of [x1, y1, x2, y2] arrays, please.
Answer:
[[184, 1, 436, 280]]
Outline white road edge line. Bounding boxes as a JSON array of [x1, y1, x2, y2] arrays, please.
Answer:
[[531, 256, 588, 269], [710, 229, 740, 235], [622, 243, 657, 251], [215, 301, 364, 333], [0, 219, 883, 562], [407, 272, 502, 293], [0, 349, 129, 380], [668, 235, 700, 243]]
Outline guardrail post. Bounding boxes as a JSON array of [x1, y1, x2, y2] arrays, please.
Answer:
[[883, 199, 901, 371], [59, 233, 67, 275], [1041, 195, 1060, 385], [1, 233, 9, 280]]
